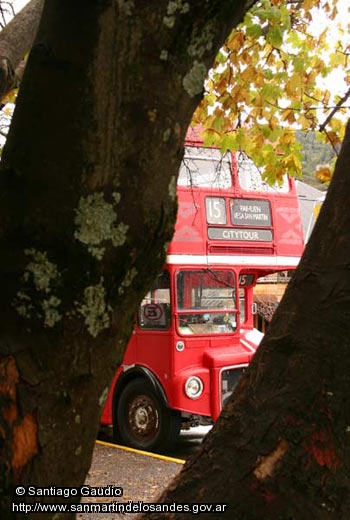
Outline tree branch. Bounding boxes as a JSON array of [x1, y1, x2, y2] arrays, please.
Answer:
[[318, 86, 350, 133], [0, 0, 44, 101]]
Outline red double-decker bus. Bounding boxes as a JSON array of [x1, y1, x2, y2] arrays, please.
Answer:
[[100, 127, 304, 452]]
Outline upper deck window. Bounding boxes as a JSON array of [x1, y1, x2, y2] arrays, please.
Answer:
[[237, 152, 290, 193], [178, 146, 232, 188]]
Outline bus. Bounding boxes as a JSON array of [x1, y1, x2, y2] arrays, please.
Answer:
[[100, 126, 304, 452]]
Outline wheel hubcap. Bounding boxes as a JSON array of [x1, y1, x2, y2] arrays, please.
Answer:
[[128, 395, 159, 439]]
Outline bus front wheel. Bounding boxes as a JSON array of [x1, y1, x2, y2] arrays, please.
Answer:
[[114, 379, 181, 452]]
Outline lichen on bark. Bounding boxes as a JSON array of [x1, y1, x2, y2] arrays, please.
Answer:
[[182, 60, 207, 97], [163, 0, 190, 28], [13, 249, 62, 327], [76, 278, 111, 337], [118, 267, 138, 295], [74, 192, 129, 260]]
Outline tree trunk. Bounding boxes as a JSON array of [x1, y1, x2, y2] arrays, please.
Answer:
[[0, 1, 255, 518], [139, 120, 350, 519]]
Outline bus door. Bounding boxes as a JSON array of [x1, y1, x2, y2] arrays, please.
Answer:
[[135, 270, 172, 380], [238, 272, 257, 328]]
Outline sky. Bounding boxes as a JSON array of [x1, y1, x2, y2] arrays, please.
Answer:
[[12, 0, 28, 12], [309, 1, 349, 94]]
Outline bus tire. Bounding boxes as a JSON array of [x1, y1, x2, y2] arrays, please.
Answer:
[[114, 378, 181, 452]]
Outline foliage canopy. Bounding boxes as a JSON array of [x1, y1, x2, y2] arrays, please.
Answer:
[[194, 0, 349, 184]]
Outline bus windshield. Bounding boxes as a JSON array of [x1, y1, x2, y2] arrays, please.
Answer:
[[176, 269, 237, 335]]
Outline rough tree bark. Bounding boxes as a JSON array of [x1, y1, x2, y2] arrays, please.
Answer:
[[0, 1, 255, 518], [140, 120, 350, 519]]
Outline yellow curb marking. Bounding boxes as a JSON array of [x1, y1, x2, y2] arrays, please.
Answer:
[[96, 439, 185, 465]]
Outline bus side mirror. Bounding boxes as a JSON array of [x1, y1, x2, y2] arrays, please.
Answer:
[[251, 303, 257, 315]]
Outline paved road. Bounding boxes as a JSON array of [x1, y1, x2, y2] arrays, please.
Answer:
[[98, 425, 211, 461], [165, 426, 212, 460], [77, 428, 212, 519]]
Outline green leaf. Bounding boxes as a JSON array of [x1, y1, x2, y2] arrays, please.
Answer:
[[254, 6, 281, 22], [266, 25, 283, 48], [246, 24, 262, 38]]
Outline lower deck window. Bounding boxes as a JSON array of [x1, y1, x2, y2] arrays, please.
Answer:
[[138, 271, 171, 330], [177, 269, 237, 335]]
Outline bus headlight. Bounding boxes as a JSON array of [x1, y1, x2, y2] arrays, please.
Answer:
[[185, 376, 203, 399]]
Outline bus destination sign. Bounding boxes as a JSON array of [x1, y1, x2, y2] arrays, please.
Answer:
[[208, 227, 273, 242], [230, 199, 271, 227]]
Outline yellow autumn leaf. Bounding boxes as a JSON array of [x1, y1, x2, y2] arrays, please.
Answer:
[[255, 71, 266, 88], [281, 110, 296, 125], [315, 165, 332, 184], [326, 131, 342, 148], [312, 202, 323, 219], [226, 31, 245, 51], [241, 66, 257, 83], [285, 75, 302, 96], [279, 131, 295, 146], [282, 153, 302, 172], [1, 88, 18, 105]]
